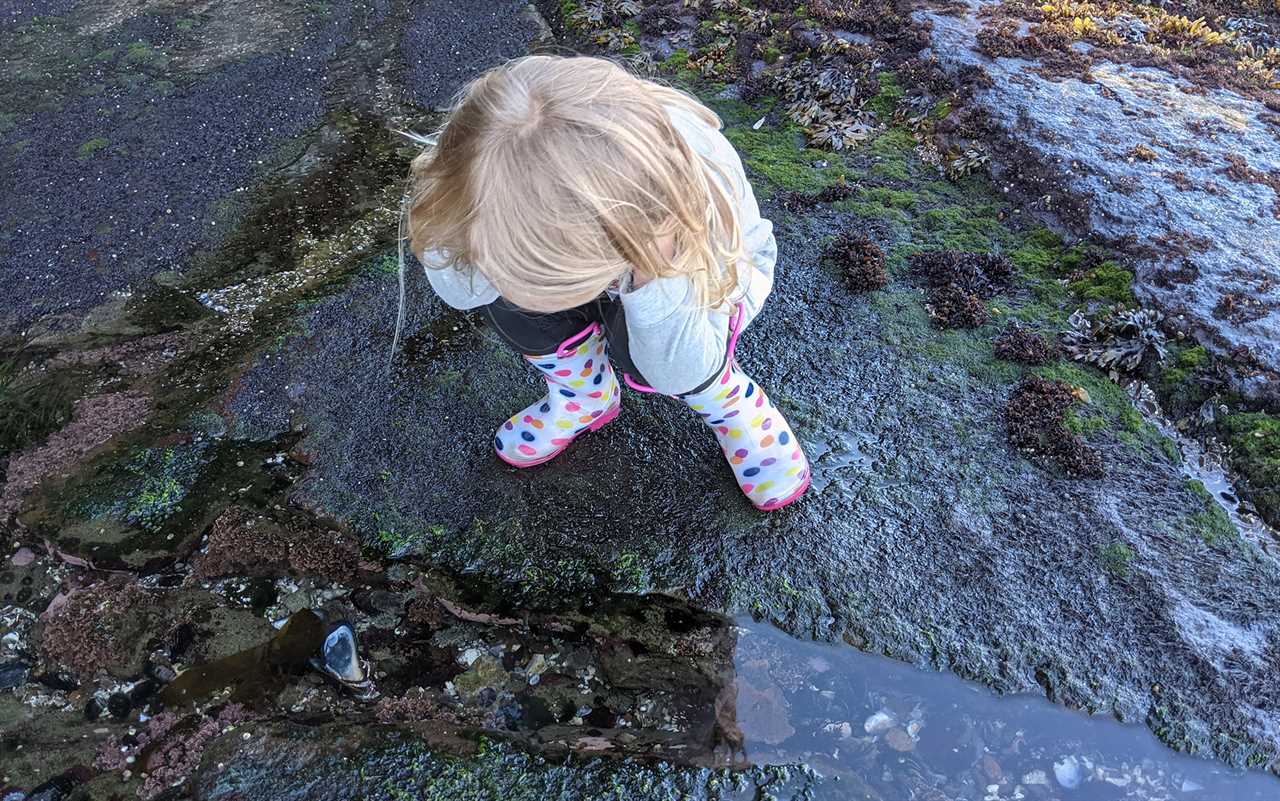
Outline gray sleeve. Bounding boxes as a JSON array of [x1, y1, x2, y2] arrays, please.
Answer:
[[619, 275, 730, 395], [616, 108, 777, 394], [419, 248, 500, 310], [734, 185, 777, 329], [668, 106, 777, 329]]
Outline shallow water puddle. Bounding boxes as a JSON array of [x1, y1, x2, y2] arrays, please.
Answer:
[[729, 619, 1278, 799]]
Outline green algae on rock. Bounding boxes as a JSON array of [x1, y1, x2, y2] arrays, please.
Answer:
[[1218, 412, 1280, 526]]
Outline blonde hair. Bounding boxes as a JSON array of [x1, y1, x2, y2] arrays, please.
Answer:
[[394, 55, 744, 353]]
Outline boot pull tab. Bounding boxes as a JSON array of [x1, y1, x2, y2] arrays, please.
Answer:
[[726, 303, 745, 362], [555, 321, 601, 359]]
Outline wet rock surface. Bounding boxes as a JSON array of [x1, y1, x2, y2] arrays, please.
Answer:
[[0, 0, 536, 331], [920, 0, 1280, 398], [225, 195, 1280, 771], [3, 0, 1280, 798]]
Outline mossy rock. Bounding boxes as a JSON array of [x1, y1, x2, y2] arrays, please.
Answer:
[[1217, 412, 1280, 526], [1184, 480, 1238, 547], [1069, 260, 1134, 306], [1099, 541, 1136, 577]]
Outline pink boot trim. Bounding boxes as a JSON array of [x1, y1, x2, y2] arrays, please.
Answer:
[[753, 473, 811, 512], [495, 402, 621, 468]]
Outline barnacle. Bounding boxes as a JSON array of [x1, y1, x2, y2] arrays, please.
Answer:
[[1061, 306, 1169, 377]]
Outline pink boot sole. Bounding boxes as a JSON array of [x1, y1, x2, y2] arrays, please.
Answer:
[[753, 473, 811, 512], [495, 403, 621, 469]]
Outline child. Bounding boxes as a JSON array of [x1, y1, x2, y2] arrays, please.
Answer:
[[401, 55, 809, 512]]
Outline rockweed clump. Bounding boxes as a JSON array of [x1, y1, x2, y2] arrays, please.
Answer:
[[1061, 306, 1168, 378], [776, 181, 857, 211], [826, 231, 887, 292], [1005, 376, 1104, 478], [910, 250, 1011, 328], [927, 284, 988, 328], [994, 322, 1056, 365]]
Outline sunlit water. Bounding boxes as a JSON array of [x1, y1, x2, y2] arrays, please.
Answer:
[[730, 619, 1278, 800]]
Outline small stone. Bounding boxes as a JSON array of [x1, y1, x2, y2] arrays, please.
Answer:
[[525, 653, 547, 677], [0, 661, 31, 690], [1053, 756, 1082, 789], [144, 662, 177, 684], [1022, 770, 1049, 786], [35, 671, 78, 692], [823, 721, 853, 739], [980, 753, 1003, 781], [107, 693, 132, 720], [863, 711, 895, 734], [9, 547, 35, 567], [459, 648, 481, 667], [885, 727, 915, 752]]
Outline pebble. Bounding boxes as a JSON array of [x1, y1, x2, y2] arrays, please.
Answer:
[[35, 672, 78, 692], [863, 711, 895, 734], [85, 697, 106, 721], [0, 661, 31, 691], [822, 721, 853, 739], [1022, 770, 1049, 786], [9, 547, 35, 567], [107, 693, 132, 720], [458, 648, 481, 667], [885, 727, 915, 752], [1053, 756, 1082, 789]]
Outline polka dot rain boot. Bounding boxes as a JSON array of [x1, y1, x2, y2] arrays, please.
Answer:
[[626, 305, 810, 511], [494, 322, 620, 468]]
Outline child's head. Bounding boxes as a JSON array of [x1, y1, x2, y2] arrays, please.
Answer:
[[406, 55, 743, 313]]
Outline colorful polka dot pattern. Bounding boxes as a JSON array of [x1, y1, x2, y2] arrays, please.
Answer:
[[494, 328, 620, 468], [681, 358, 810, 510]]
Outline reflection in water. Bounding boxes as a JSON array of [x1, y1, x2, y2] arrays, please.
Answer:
[[723, 619, 1278, 800]]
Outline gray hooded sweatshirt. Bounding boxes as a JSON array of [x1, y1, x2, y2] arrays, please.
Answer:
[[418, 104, 777, 395]]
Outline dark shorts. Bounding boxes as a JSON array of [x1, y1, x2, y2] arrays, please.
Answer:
[[481, 295, 650, 384]]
